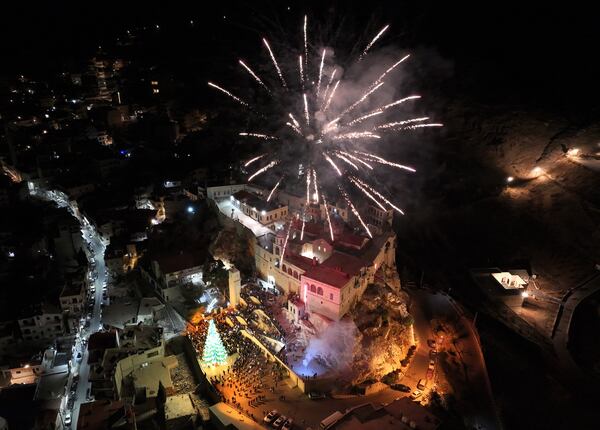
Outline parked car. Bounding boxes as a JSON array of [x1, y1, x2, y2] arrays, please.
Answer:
[[64, 414, 72, 425], [417, 379, 427, 390], [426, 368, 435, 379], [428, 360, 436, 369], [308, 391, 325, 400], [282, 418, 294, 430], [264, 410, 279, 424], [427, 339, 437, 348], [391, 383, 411, 393], [273, 415, 288, 428], [410, 390, 422, 400], [429, 349, 437, 359]]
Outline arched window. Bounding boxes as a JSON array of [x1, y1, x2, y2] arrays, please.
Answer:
[[293, 271, 298, 279], [288, 268, 293, 275], [317, 287, 323, 296], [282, 264, 287, 272], [310, 284, 316, 293]]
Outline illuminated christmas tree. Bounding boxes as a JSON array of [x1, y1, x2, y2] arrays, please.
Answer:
[[202, 319, 228, 365]]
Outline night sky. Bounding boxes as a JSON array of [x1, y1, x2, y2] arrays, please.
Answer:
[[2, 1, 600, 114]]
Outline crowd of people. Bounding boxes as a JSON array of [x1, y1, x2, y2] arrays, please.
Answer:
[[186, 282, 303, 421], [208, 336, 288, 420]]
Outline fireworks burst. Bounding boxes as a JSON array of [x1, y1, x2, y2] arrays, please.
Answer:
[[210, 16, 441, 238]]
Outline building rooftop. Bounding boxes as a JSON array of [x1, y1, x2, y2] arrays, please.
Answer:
[[332, 398, 441, 430], [154, 251, 203, 275], [299, 250, 365, 289], [60, 282, 84, 297], [120, 324, 163, 350], [321, 251, 365, 277], [283, 253, 315, 272], [232, 190, 281, 212], [471, 267, 530, 297], [302, 265, 354, 289], [18, 302, 62, 320], [164, 393, 196, 421], [77, 399, 126, 430], [131, 355, 178, 398]]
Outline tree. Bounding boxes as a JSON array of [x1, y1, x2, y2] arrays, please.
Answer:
[[202, 319, 228, 365]]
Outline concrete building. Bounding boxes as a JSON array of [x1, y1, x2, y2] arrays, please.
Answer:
[[231, 190, 288, 226], [205, 183, 265, 201], [59, 282, 86, 315], [17, 303, 65, 343], [331, 397, 441, 430], [143, 252, 204, 302], [255, 219, 397, 321]]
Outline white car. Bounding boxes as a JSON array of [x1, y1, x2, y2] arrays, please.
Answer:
[[273, 415, 287, 428], [410, 390, 422, 400], [263, 410, 279, 424]]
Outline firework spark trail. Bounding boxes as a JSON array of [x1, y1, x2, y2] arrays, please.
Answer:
[[262, 38, 287, 88], [303, 15, 308, 79], [339, 151, 373, 169], [239, 60, 270, 93], [346, 95, 421, 126], [333, 131, 381, 140], [298, 55, 305, 86], [333, 152, 359, 170], [381, 95, 421, 110], [280, 221, 292, 264], [312, 169, 319, 203], [340, 187, 372, 238], [323, 118, 340, 134], [208, 82, 249, 107], [322, 195, 335, 242], [401, 123, 444, 130], [305, 168, 312, 205], [323, 80, 340, 112], [300, 216, 306, 240], [316, 49, 326, 98], [349, 176, 387, 210], [288, 113, 301, 129], [244, 154, 266, 167], [248, 160, 278, 181], [267, 177, 283, 202], [321, 69, 337, 106], [334, 82, 384, 121], [303, 93, 310, 126], [286, 122, 303, 136], [356, 151, 416, 172], [359, 24, 390, 61], [375, 117, 429, 130], [323, 153, 342, 176], [372, 54, 410, 87], [346, 110, 383, 126], [351, 176, 405, 214], [239, 132, 278, 140]]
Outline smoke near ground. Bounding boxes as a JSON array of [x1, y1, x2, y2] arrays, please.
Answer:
[[302, 319, 358, 371]]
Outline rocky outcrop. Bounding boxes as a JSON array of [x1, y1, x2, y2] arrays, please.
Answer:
[[348, 283, 414, 384]]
